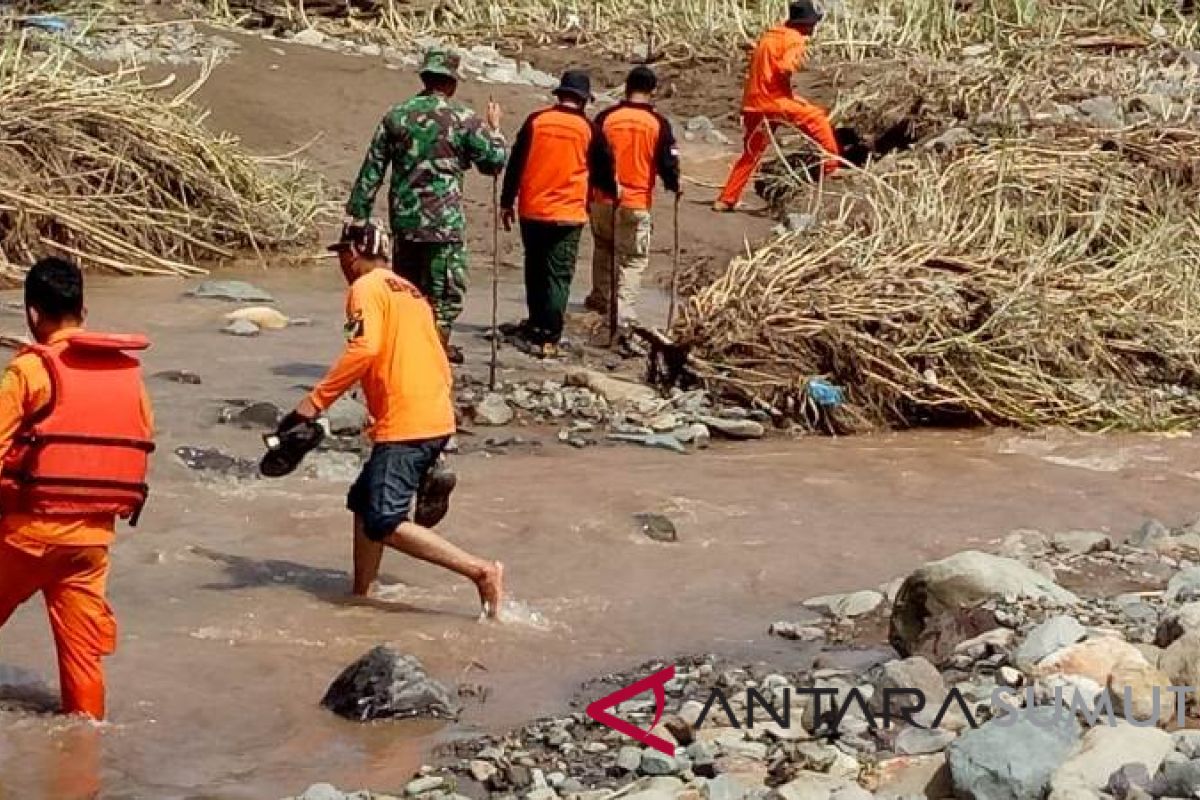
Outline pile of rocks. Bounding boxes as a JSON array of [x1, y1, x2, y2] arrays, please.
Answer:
[[287, 515, 1200, 800]]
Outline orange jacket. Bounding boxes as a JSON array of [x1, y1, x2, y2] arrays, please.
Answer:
[[0, 327, 155, 551], [592, 101, 681, 210], [308, 268, 455, 443], [501, 104, 619, 223], [742, 24, 811, 113]]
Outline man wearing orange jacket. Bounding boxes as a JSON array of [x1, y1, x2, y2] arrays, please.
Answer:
[[586, 66, 681, 342], [713, 0, 840, 212], [501, 70, 620, 358], [0, 257, 155, 720], [287, 222, 504, 617]]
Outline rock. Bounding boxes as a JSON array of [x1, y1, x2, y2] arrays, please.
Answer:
[[1174, 730, 1200, 759], [662, 714, 695, 746], [1077, 95, 1123, 128], [617, 746, 643, 773], [641, 749, 680, 776], [1154, 532, 1200, 561], [1013, 615, 1087, 671], [895, 727, 956, 756], [868, 657, 946, 727], [565, 368, 658, 411], [769, 622, 824, 642], [685, 116, 715, 133], [875, 754, 952, 799], [1167, 567, 1200, 603], [705, 774, 748, 800], [1106, 763, 1153, 800], [1160, 630, 1200, 712], [998, 667, 1023, 687], [1131, 93, 1176, 119], [805, 590, 884, 619], [1149, 758, 1200, 798], [187, 280, 274, 303], [1051, 531, 1111, 555], [773, 772, 855, 800], [1129, 519, 1170, 549], [299, 785, 349, 800], [784, 213, 818, 234], [607, 432, 687, 455], [325, 396, 369, 436], [474, 393, 515, 426], [469, 760, 497, 782], [154, 369, 202, 385], [293, 27, 326, 46], [889, 551, 1078, 657], [698, 416, 765, 441], [926, 126, 977, 152], [674, 423, 711, 448], [829, 787, 873, 800], [911, 607, 1003, 667], [320, 645, 459, 721], [1048, 723, 1172, 799], [405, 776, 445, 795], [1156, 602, 1200, 647], [635, 513, 678, 543], [223, 400, 283, 429], [226, 305, 289, 330], [1034, 637, 1172, 723], [946, 707, 1080, 800], [222, 319, 261, 337], [174, 446, 258, 479], [998, 529, 1049, 563]]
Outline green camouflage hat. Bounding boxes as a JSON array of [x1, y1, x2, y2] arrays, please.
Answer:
[[419, 48, 462, 81]]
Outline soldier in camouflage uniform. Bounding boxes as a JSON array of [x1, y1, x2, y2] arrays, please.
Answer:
[[345, 49, 507, 363]]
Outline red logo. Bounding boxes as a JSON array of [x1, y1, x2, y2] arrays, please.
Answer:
[[585, 665, 676, 755]]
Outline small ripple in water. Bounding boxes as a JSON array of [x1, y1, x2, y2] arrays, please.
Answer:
[[490, 599, 555, 632]]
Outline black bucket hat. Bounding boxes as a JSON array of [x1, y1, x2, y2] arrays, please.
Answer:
[[553, 69, 594, 103], [788, 0, 824, 24]]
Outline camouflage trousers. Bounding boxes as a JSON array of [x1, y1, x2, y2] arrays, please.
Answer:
[[391, 239, 468, 331]]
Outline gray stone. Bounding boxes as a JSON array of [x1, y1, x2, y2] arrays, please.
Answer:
[[1149, 758, 1200, 798], [299, 785, 348, 800], [1051, 531, 1111, 555], [705, 774, 748, 800], [320, 645, 459, 721], [1048, 723, 1172, 799], [1174, 730, 1200, 759], [405, 776, 445, 796], [1013, 615, 1087, 671], [222, 319, 261, 337], [685, 116, 715, 133], [634, 513, 677, 543], [187, 280, 274, 303], [704, 129, 731, 146], [946, 706, 1081, 800], [154, 369, 202, 385], [640, 749, 680, 776], [889, 551, 1078, 657], [1156, 602, 1200, 647], [469, 760, 497, 782], [326, 396, 369, 436], [1167, 568, 1200, 603], [829, 787, 874, 800], [805, 590, 884, 619], [674, 423, 712, 448], [174, 445, 258, 479], [773, 772, 854, 800], [616, 746, 643, 773], [868, 657, 946, 726], [784, 213, 818, 234], [474, 393, 515, 426], [1077, 95, 1123, 128], [1106, 763, 1152, 800], [698, 416, 765, 440], [769, 622, 824, 641], [896, 727, 956, 756], [1129, 519, 1170, 549], [606, 432, 687, 454], [223, 400, 282, 429], [926, 127, 977, 152]]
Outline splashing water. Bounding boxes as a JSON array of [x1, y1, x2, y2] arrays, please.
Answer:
[[485, 598, 555, 632]]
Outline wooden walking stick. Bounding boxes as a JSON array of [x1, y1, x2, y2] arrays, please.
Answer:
[[667, 192, 681, 330], [607, 201, 620, 347], [489, 173, 500, 391]]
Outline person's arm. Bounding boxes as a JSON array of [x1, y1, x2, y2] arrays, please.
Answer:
[[500, 115, 534, 212], [654, 114, 682, 194], [587, 120, 619, 198], [462, 107, 507, 177], [0, 356, 47, 466], [345, 115, 395, 221], [302, 283, 383, 416]]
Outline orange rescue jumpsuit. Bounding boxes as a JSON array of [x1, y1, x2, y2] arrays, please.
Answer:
[[0, 327, 154, 720], [717, 24, 840, 207]]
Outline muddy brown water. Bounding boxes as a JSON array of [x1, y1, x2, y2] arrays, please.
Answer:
[[3, 30, 1200, 800]]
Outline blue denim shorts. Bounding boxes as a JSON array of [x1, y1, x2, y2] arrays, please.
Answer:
[[347, 438, 448, 541]]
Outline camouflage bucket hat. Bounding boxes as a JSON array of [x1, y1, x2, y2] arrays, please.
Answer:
[[419, 48, 462, 81]]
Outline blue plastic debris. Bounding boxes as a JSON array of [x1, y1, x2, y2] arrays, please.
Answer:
[[806, 378, 845, 408], [20, 15, 72, 34]]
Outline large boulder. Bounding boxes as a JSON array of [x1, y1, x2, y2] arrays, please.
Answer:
[[1159, 630, 1200, 715], [1048, 723, 1173, 800], [1013, 616, 1087, 671], [890, 551, 1078, 657], [1034, 637, 1173, 723], [1155, 602, 1200, 648], [946, 706, 1081, 800], [867, 657, 947, 727], [321, 645, 459, 722]]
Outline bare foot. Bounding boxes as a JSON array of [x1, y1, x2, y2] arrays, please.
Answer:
[[476, 561, 505, 620]]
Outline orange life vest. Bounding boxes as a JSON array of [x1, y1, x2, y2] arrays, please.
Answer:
[[0, 332, 155, 525]]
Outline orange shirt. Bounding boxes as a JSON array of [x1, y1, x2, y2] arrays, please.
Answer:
[[742, 25, 810, 113], [592, 101, 681, 211], [308, 268, 455, 443], [0, 327, 155, 553], [501, 105, 619, 224]]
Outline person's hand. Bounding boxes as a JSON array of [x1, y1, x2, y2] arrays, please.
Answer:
[[290, 397, 320, 425], [674, 186, 684, 201], [501, 207, 515, 232], [485, 99, 502, 132]]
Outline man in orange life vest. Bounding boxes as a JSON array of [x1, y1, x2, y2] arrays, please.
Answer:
[[286, 222, 504, 616], [713, 0, 840, 212], [501, 69, 619, 358], [586, 66, 681, 341], [0, 257, 155, 720]]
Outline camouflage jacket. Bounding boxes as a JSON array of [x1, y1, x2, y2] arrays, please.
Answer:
[[346, 92, 507, 244]]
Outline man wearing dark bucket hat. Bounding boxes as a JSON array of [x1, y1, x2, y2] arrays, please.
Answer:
[[345, 48, 507, 365], [280, 221, 505, 618], [713, 0, 841, 212], [500, 69, 619, 358]]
